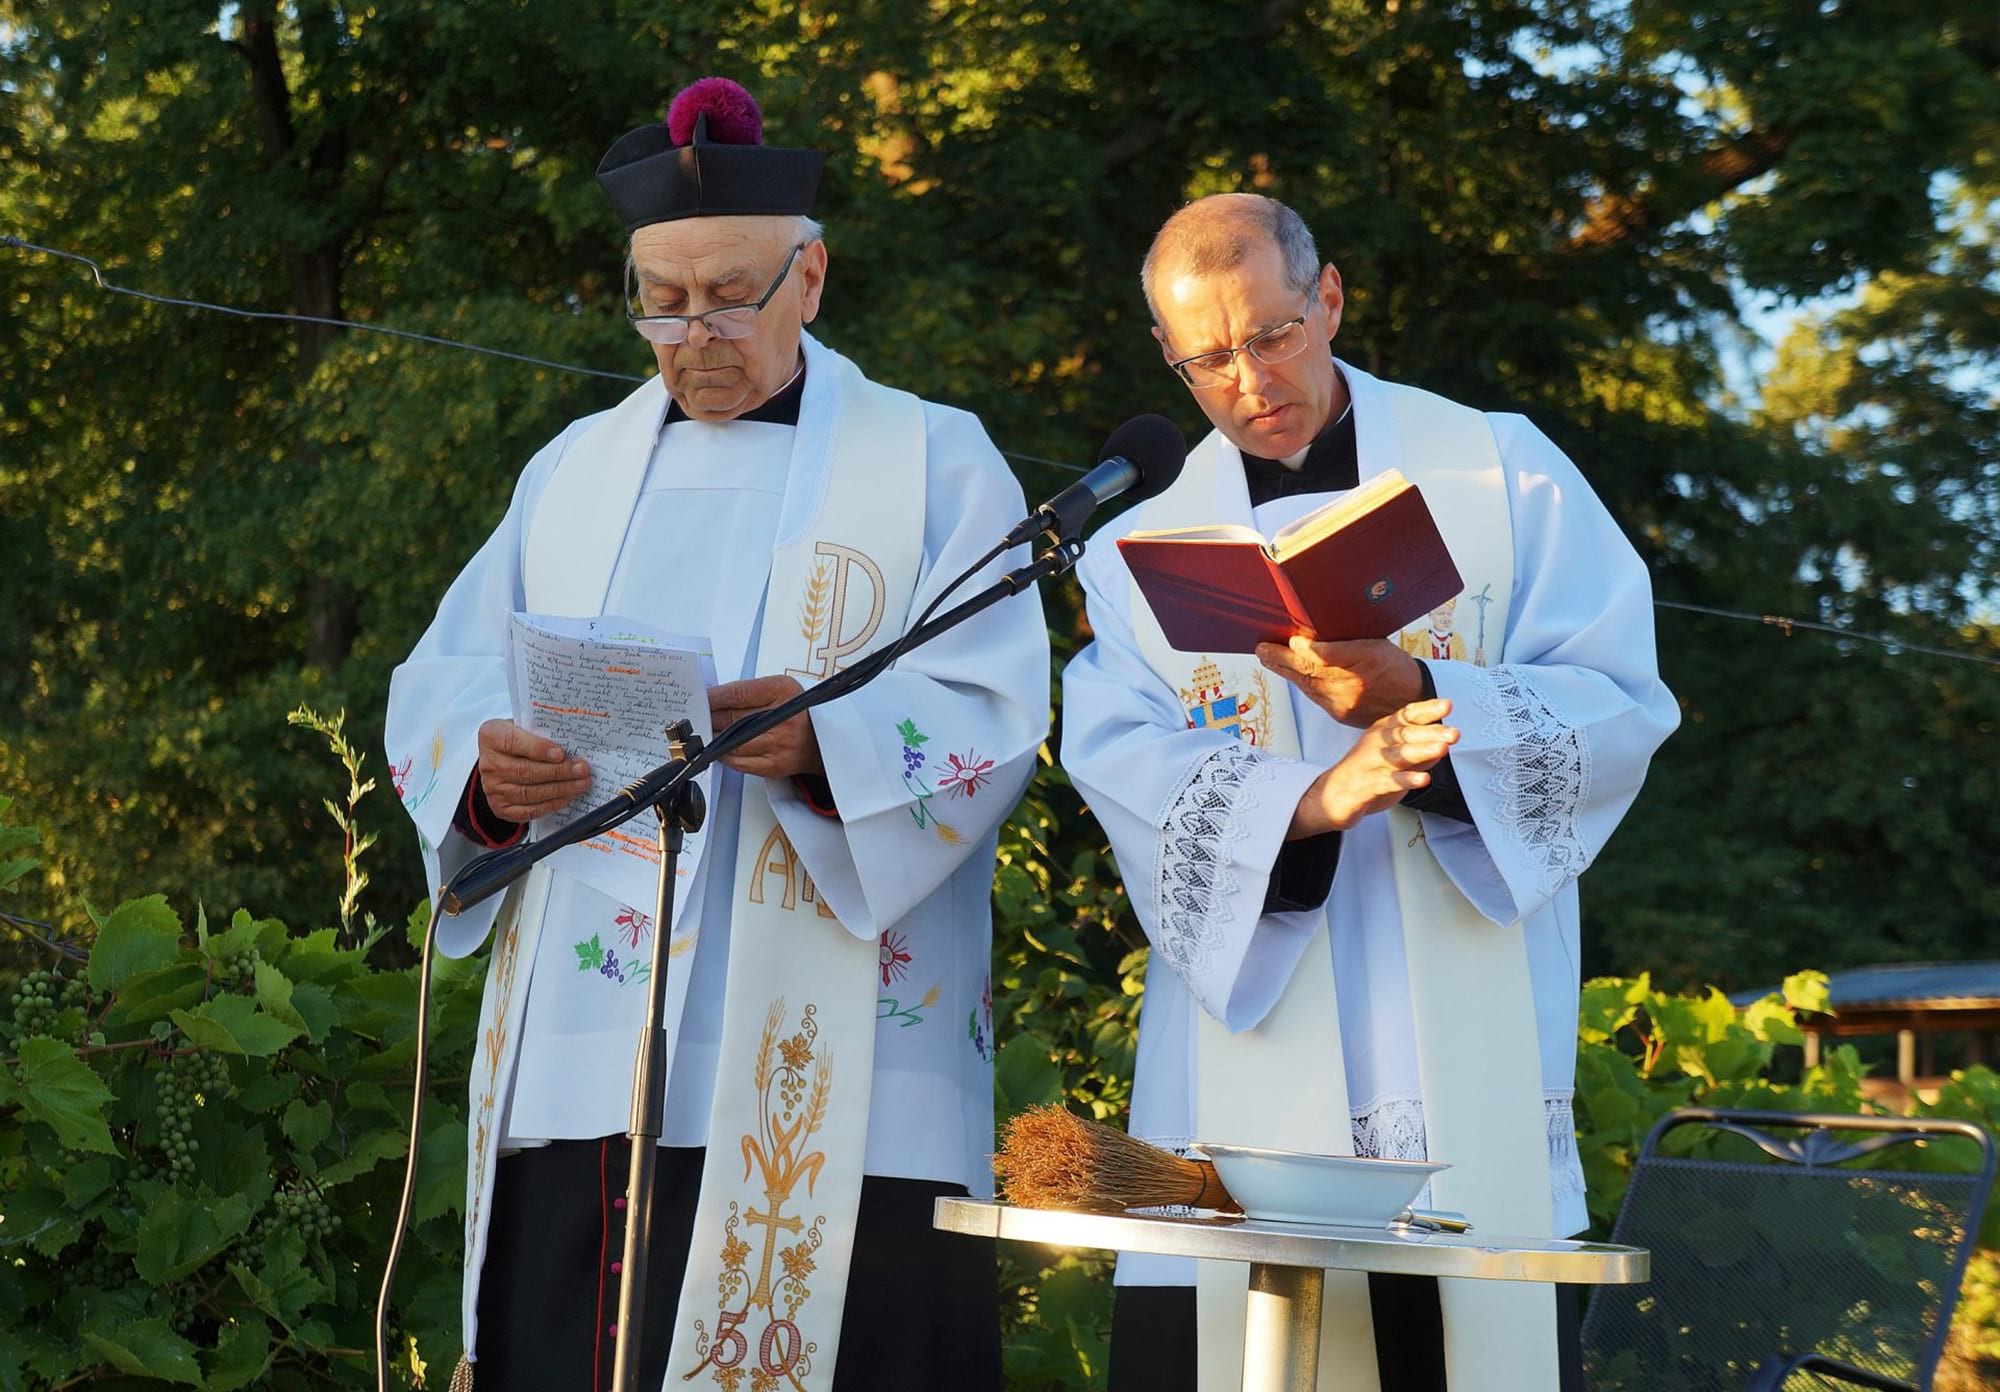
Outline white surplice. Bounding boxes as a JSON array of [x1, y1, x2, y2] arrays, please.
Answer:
[[1061, 363, 1678, 1287], [385, 335, 1048, 1353]]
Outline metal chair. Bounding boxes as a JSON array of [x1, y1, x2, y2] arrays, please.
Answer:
[[1580, 1108, 1996, 1391]]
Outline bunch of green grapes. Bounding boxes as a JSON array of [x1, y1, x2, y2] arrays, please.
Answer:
[[168, 1278, 206, 1336], [7, 969, 64, 1038], [155, 1051, 229, 1181], [8, 969, 102, 1043], [255, 1183, 341, 1247], [71, 1240, 132, 1294], [213, 943, 261, 988]]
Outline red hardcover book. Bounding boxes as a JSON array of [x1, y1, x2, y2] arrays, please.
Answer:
[[1117, 470, 1463, 653]]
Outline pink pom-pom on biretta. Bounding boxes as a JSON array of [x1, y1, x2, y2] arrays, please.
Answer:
[[666, 77, 763, 147]]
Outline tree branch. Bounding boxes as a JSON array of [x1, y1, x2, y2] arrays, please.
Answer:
[[235, 11, 297, 167], [1098, 0, 1314, 174], [1561, 125, 1794, 255]]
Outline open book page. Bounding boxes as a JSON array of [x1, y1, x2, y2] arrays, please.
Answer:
[[1269, 468, 1411, 561], [1121, 521, 1269, 546], [505, 613, 718, 922]]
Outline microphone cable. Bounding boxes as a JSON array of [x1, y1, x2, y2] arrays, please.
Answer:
[[376, 895, 449, 1392]]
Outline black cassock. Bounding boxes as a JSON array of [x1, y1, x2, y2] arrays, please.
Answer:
[[473, 1140, 1000, 1392]]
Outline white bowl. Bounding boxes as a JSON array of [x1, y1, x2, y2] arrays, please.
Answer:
[[1194, 1142, 1448, 1227]]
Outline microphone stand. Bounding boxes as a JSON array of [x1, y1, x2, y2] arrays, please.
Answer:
[[431, 530, 1084, 1392]]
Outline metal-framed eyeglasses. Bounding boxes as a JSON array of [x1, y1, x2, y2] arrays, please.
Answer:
[[624, 241, 807, 346], [1166, 305, 1315, 390]]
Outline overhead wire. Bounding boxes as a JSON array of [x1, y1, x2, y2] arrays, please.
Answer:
[[9, 233, 1997, 670]]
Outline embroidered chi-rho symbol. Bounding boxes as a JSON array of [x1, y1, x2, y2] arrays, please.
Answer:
[[1178, 658, 1269, 747]]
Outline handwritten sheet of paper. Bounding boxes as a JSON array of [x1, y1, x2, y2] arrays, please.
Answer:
[[506, 613, 717, 922]]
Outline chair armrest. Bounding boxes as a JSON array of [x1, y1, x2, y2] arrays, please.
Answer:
[[1741, 1352, 1918, 1392]]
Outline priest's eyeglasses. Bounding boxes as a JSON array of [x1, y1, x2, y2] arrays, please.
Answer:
[[1167, 311, 1313, 389], [624, 242, 806, 345]]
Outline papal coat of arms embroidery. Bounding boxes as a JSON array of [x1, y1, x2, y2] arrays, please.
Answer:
[[1179, 658, 1272, 746]]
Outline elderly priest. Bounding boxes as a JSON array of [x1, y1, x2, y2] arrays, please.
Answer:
[[1061, 193, 1678, 1391], [386, 78, 1046, 1392]]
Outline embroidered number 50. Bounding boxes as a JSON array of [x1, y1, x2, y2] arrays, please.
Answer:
[[708, 1308, 749, 1370], [759, 1318, 803, 1375]]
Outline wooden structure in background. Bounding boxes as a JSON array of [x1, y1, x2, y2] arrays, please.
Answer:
[[1735, 963, 2000, 1110]]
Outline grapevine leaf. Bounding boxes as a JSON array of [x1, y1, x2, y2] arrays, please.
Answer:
[[205, 1320, 272, 1391], [282, 1098, 332, 1154], [0, 1186, 78, 1256], [13, 1038, 116, 1154], [61, 1157, 115, 1210], [105, 960, 209, 1027], [253, 959, 307, 1034], [414, 1115, 468, 1223], [86, 895, 183, 994], [170, 996, 301, 1058], [228, 1230, 324, 1328], [317, 1128, 407, 1186], [287, 982, 339, 1044], [82, 1317, 205, 1386], [136, 1186, 256, 1283]]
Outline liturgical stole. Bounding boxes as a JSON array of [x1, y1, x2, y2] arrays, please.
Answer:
[[455, 332, 925, 1391], [1128, 365, 1559, 1391]]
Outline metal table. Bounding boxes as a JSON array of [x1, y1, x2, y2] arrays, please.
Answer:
[[934, 1198, 1647, 1392]]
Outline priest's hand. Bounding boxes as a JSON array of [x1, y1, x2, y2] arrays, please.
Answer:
[[476, 719, 593, 821], [1287, 698, 1458, 839], [710, 676, 826, 779], [1256, 636, 1425, 728]]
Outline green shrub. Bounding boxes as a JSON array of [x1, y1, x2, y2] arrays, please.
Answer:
[[0, 724, 478, 1390]]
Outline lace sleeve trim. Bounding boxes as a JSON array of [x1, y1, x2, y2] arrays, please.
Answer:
[[1349, 1089, 1585, 1205], [1150, 741, 1276, 1009], [1469, 664, 1594, 904], [1145, 1093, 1584, 1211]]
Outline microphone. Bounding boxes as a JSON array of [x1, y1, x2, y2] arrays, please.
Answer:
[[1002, 414, 1187, 547]]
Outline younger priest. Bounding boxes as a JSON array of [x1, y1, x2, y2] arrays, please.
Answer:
[[1061, 193, 1678, 1391], [386, 78, 1047, 1392]]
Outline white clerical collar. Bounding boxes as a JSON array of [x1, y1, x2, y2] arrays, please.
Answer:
[[1278, 402, 1353, 472], [657, 355, 807, 437]]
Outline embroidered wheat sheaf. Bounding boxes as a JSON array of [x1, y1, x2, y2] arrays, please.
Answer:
[[1152, 743, 1273, 1005], [1471, 665, 1593, 902], [797, 557, 834, 645]]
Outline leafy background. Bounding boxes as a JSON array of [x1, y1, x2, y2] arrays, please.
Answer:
[[2, 0, 1997, 1387]]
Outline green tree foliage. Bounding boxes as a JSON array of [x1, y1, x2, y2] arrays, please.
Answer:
[[4, 1, 1995, 982], [3, 4, 1999, 1384]]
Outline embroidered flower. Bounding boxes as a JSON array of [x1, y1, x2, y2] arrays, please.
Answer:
[[716, 1368, 745, 1392], [968, 973, 996, 1062], [878, 930, 913, 986], [720, 1235, 752, 1272], [778, 1033, 814, 1072], [614, 905, 653, 949], [390, 754, 412, 799], [894, 717, 962, 842], [750, 1370, 779, 1392], [780, 1241, 817, 1281], [938, 750, 995, 798]]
